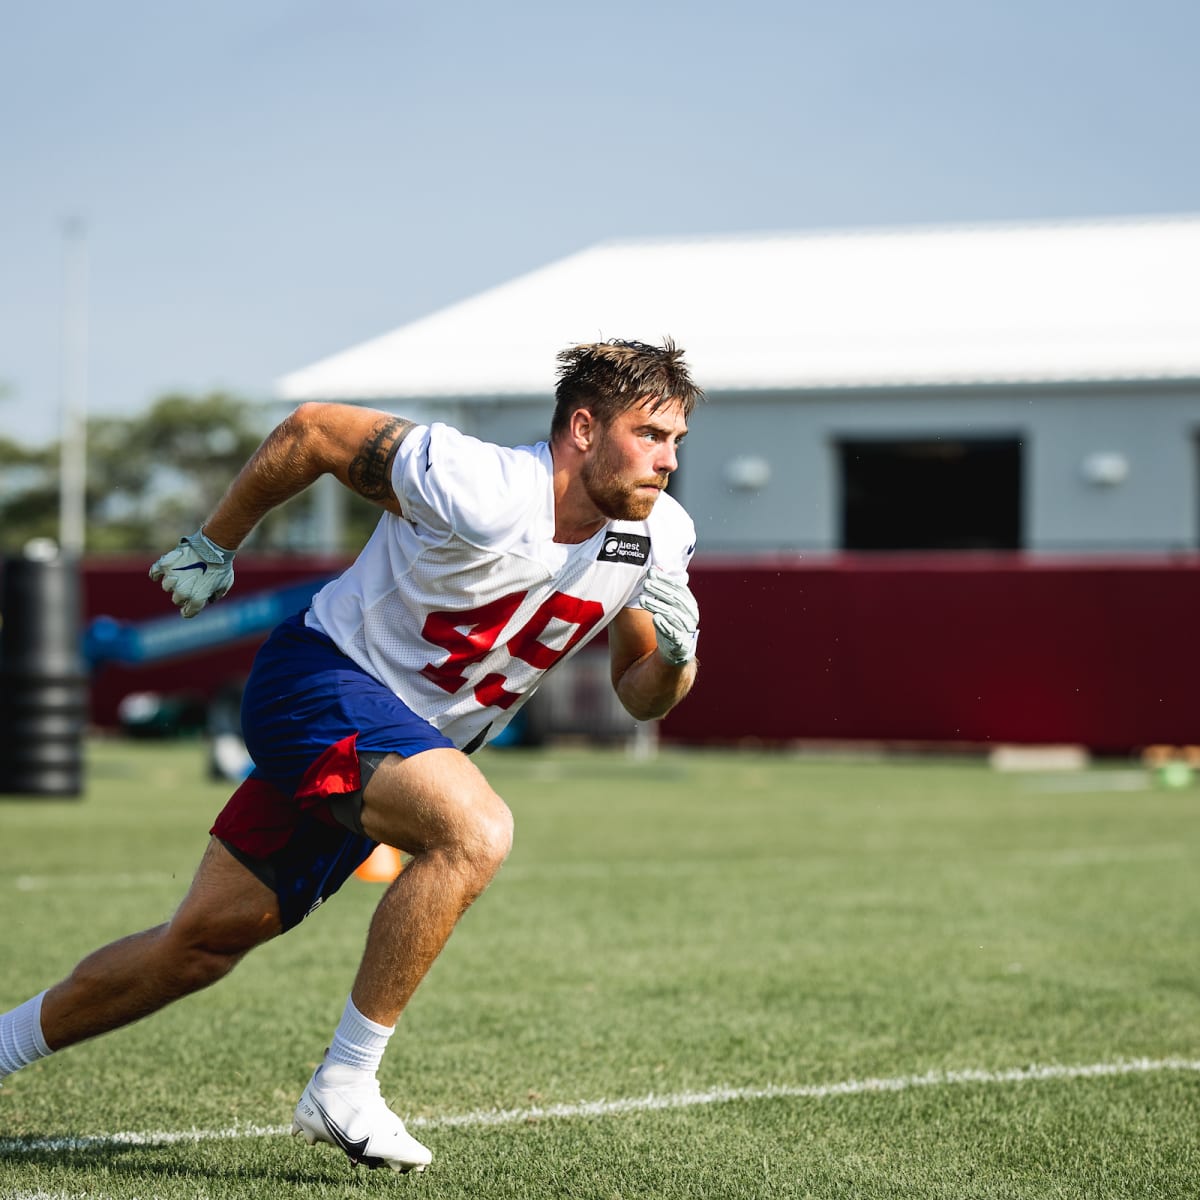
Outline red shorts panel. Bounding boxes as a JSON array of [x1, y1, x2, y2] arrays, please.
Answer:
[[210, 733, 363, 859]]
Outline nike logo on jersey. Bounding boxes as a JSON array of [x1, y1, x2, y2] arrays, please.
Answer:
[[463, 723, 492, 755], [597, 534, 650, 565]]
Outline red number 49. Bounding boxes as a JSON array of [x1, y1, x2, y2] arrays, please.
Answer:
[[419, 590, 604, 711]]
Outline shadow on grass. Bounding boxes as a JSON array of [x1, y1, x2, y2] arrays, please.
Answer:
[[0, 1139, 399, 1190]]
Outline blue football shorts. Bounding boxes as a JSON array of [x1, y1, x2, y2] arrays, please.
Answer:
[[210, 611, 455, 929]]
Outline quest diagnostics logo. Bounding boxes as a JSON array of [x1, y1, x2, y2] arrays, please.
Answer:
[[598, 533, 651, 566]]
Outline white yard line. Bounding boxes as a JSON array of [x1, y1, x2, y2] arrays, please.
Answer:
[[1011, 844, 1188, 867], [5, 840, 1191, 893], [1016, 771, 1152, 794], [2, 1055, 1197, 1158]]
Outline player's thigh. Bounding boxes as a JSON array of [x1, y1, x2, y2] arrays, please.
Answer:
[[168, 836, 284, 954], [360, 748, 512, 859]]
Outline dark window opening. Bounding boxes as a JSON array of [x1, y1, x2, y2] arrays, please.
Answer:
[[664, 457, 685, 508], [839, 437, 1022, 551]]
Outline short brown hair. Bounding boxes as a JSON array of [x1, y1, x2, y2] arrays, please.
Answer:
[[551, 338, 703, 440]]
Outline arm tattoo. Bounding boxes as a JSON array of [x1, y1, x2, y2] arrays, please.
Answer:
[[347, 416, 414, 502]]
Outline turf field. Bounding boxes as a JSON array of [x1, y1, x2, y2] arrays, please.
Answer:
[[1, 738, 1198, 1199]]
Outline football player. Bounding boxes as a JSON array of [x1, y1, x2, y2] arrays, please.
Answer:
[[0, 339, 702, 1173]]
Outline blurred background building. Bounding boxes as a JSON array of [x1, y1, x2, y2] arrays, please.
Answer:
[[65, 214, 1200, 757], [277, 214, 1200, 558]]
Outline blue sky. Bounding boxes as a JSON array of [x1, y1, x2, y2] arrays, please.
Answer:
[[2, 0, 1199, 446]]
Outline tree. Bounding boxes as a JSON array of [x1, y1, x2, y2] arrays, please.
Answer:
[[0, 436, 59, 552], [84, 392, 276, 553], [0, 391, 385, 556]]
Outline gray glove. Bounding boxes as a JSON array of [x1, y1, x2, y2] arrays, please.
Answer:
[[642, 567, 700, 666], [149, 529, 236, 618]]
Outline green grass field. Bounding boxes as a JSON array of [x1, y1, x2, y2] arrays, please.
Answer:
[[1, 739, 1198, 1199]]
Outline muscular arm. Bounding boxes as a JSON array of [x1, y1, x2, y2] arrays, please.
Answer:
[[609, 606, 698, 722], [202, 402, 414, 550]]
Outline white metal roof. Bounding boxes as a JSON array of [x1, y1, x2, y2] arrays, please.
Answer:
[[276, 215, 1200, 403]]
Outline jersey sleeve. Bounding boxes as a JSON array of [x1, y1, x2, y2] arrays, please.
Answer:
[[391, 423, 544, 543]]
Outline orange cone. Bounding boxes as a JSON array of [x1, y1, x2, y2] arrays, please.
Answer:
[[355, 844, 405, 882]]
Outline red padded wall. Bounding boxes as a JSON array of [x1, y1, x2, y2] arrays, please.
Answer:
[[77, 554, 1200, 752], [662, 554, 1200, 752]]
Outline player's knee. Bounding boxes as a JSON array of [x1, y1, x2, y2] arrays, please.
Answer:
[[481, 795, 515, 868], [456, 793, 514, 885]]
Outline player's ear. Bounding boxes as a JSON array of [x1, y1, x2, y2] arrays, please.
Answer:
[[569, 407, 596, 452]]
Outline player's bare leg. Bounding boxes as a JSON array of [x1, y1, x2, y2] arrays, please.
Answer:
[[352, 748, 513, 1022], [292, 747, 513, 1173], [39, 838, 282, 1050]]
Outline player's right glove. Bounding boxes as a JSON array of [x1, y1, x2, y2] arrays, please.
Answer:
[[149, 529, 236, 618], [641, 567, 700, 666]]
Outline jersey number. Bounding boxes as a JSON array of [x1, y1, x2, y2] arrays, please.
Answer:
[[419, 590, 604, 710]]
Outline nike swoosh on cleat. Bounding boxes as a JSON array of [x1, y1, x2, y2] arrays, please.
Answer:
[[311, 1097, 371, 1166]]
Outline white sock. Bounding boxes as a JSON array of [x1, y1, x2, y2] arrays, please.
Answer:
[[325, 996, 393, 1075], [0, 991, 51, 1077]]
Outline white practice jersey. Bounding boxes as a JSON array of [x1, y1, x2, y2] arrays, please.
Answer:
[[307, 423, 696, 752]]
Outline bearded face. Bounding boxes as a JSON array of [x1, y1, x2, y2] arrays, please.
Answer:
[[579, 423, 669, 521]]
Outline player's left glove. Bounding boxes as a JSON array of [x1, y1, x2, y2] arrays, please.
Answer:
[[149, 529, 236, 618], [642, 567, 700, 666]]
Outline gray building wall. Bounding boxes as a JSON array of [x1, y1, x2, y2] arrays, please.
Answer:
[[419, 382, 1200, 555], [1027, 385, 1199, 551]]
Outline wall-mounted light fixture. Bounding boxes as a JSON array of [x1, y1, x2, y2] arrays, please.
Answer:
[[723, 455, 771, 492], [1080, 452, 1129, 487]]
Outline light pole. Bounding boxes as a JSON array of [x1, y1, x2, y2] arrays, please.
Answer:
[[58, 217, 88, 557]]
